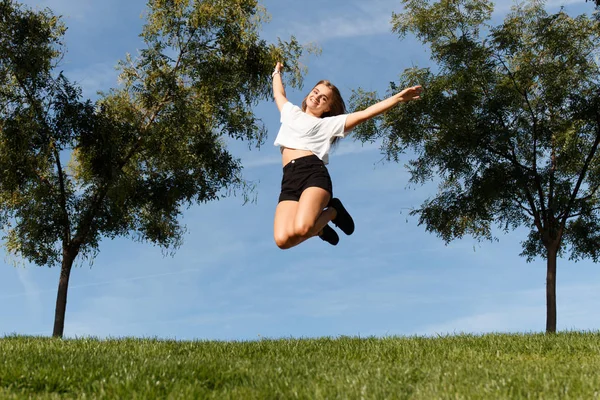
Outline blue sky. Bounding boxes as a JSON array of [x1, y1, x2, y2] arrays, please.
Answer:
[[2, 0, 598, 340]]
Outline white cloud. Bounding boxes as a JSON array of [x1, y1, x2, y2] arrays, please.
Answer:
[[334, 140, 381, 157], [417, 281, 600, 336], [19, 0, 93, 21], [241, 141, 381, 169], [289, 14, 392, 43], [493, 0, 588, 17], [270, 0, 401, 44], [243, 153, 282, 169], [546, 0, 587, 6], [420, 307, 546, 335], [15, 267, 43, 315], [67, 63, 120, 99]]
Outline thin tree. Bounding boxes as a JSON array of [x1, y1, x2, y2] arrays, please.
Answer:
[[0, 0, 311, 337], [350, 0, 600, 333]]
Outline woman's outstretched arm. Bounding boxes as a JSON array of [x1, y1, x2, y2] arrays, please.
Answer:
[[344, 85, 422, 131], [273, 62, 288, 112]]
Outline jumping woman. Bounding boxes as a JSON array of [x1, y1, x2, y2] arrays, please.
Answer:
[[272, 62, 422, 249]]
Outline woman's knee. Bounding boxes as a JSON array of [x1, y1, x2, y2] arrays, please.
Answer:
[[274, 231, 293, 249], [294, 220, 315, 238]]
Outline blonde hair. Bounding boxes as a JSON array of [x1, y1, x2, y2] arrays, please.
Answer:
[[302, 80, 347, 145]]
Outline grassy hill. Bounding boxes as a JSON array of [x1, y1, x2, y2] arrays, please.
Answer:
[[1, 332, 599, 399]]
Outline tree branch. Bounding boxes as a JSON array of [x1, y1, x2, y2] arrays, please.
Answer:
[[73, 27, 198, 248], [515, 197, 535, 218], [13, 73, 73, 247], [549, 143, 556, 217], [472, 53, 543, 232], [33, 169, 53, 190], [495, 52, 548, 224], [567, 206, 600, 219], [53, 145, 71, 245], [576, 182, 600, 203], [560, 110, 600, 229]]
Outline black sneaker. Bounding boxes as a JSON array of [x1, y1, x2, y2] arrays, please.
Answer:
[[319, 224, 339, 246], [329, 198, 355, 235]]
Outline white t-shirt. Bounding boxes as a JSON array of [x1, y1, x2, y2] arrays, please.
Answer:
[[273, 102, 350, 165]]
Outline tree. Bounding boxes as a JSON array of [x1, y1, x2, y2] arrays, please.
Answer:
[[350, 0, 600, 333], [0, 0, 311, 338]]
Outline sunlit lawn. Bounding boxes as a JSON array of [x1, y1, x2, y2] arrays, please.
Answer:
[[1, 332, 599, 399]]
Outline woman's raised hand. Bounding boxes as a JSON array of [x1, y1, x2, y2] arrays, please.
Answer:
[[398, 85, 423, 102], [274, 62, 284, 74]]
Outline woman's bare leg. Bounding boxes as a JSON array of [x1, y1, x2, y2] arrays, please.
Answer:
[[294, 187, 336, 240], [274, 200, 299, 249], [273, 187, 337, 249]]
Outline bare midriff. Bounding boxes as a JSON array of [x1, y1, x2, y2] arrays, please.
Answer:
[[280, 147, 315, 167]]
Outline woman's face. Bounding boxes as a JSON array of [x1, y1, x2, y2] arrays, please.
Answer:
[[305, 83, 333, 117]]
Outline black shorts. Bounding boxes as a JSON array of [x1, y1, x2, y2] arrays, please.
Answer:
[[278, 154, 333, 202]]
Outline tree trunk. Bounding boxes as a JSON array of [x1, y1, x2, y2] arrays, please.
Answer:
[[545, 245, 558, 333], [52, 247, 77, 338]]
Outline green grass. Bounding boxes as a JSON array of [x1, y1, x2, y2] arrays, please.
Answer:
[[1, 332, 599, 399]]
